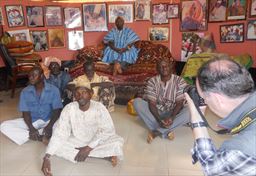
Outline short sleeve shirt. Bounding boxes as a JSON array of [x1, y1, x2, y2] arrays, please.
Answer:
[[19, 82, 63, 122], [145, 74, 188, 112]]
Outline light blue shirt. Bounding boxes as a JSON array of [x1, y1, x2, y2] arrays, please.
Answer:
[[19, 82, 63, 122]]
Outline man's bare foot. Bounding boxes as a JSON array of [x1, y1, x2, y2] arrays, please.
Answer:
[[167, 131, 175, 141], [147, 131, 160, 144], [111, 156, 117, 167]]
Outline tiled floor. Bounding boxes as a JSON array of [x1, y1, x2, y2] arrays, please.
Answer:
[[0, 89, 231, 176]]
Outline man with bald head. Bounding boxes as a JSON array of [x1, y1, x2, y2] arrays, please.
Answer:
[[185, 55, 256, 175], [102, 16, 140, 76], [133, 58, 190, 143], [0, 66, 63, 145]]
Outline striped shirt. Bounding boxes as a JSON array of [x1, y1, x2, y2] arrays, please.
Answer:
[[145, 74, 188, 113], [102, 27, 140, 64]]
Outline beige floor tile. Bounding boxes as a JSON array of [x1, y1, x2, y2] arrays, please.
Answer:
[[119, 166, 168, 176], [70, 162, 120, 176], [122, 121, 169, 169], [169, 168, 203, 176]]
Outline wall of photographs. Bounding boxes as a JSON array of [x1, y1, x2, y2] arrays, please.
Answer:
[[0, 0, 255, 67]]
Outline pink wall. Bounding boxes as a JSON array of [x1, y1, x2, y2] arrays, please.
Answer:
[[0, 0, 255, 68]]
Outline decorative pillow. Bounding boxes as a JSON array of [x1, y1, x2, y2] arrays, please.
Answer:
[[9, 49, 34, 56], [8, 45, 34, 53], [6, 41, 33, 49]]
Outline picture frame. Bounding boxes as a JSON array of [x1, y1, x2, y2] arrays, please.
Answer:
[[167, 4, 179, 19], [5, 5, 25, 27], [208, 0, 227, 22], [180, 0, 207, 31], [148, 27, 169, 42], [30, 30, 48, 52], [181, 32, 204, 61], [249, 0, 256, 17], [246, 20, 256, 40], [48, 28, 65, 48], [83, 4, 108, 32], [45, 6, 63, 26], [152, 4, 168, 24], [7, 29, 31, 41], [134, 0, 151, 21], [64, 7, 82, 28], [0, 7, 4, 25], [26, 6, 44, 27], [68, 30, 84, 50], [226, 0, 247, 20], [108, 4, 133, 23], [220, 23, 244, 43]]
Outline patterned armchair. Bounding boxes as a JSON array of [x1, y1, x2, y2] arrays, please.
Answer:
[[69, 40, 174, 104]]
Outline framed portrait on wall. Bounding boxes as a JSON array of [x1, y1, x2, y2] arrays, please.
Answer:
[[226, 0, 247, 20], [0, 7, 4, 25], [134, 0, 151, 21], [45, 6, 63, 26], [220, 23, 244, 43], [152, 4, 168, 24], [148, 27, 169, 42], [48, 28, 65, 48], [181, 32, 204, 61], [64, 7, 82, 28], [83, 4, 108, 31], [208, 0, 227, 22], [108, 4, 133, 23], [68, 30, 84, 50], [249, 0, 256, 17], [167, 4, 179, 19], [26, 6, 44, 27], [246, 20, 256, 40], [180, 0, 207, 31], [7, 29, 31, 42], [30, 30, 48, 51], [5, 5, 25, 27]]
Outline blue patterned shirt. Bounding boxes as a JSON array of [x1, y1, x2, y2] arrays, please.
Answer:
[[19, 82, 63, 122], [103, 27, 140, 64], [46, 71, 71, 96], [192, 138, 256, 176]]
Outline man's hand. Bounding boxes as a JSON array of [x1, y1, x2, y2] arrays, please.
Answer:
[[160, 118, 173, 128], [184, 93, 205, 123], [29, 128, 40, 141], [41, 156, 52, 176], [74, 146, 93, 162], [43, 125, 52, 139]]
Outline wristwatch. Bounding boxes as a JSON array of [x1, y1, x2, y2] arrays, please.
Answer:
[[190, 121, 207, 129]]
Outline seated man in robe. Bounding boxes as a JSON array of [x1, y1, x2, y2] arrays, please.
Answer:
[[67, 59, 115, 112], [41, 82, 124, 176], [44, 56, 72, 106], [102, 16, 140, 76], [0, 66, 62, 145], [133, 58, 190, 143]]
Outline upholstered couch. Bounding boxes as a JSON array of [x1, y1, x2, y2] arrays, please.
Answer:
[[69, 40, 174, 104]]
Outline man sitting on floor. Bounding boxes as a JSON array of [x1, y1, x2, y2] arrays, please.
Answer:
[[41, 82, 124, 176], [133, 58, 190, 143], [0, 66, 62, 145], [67, 59, 115, 112]]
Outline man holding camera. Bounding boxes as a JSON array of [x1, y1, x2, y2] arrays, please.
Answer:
[[185, 55, 256, 175], [133, 58, 190, 143]]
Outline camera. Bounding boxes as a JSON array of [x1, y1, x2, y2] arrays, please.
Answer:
[[184, 86, 206, 108]]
